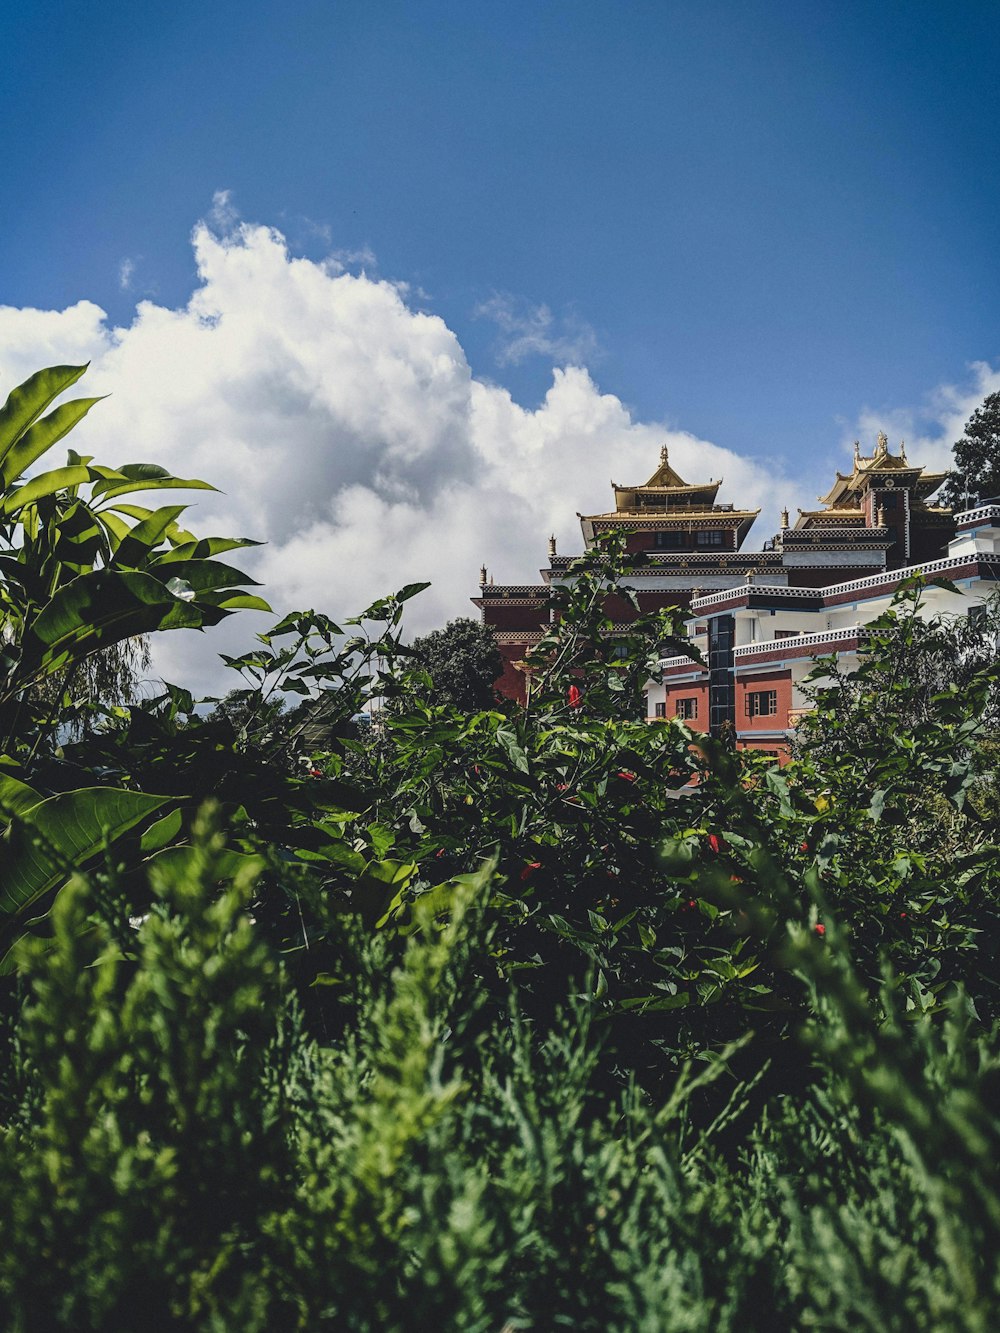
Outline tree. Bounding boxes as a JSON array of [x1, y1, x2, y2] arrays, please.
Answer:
[[408, 617, 503, 711], [940, 391, 1000, 509]]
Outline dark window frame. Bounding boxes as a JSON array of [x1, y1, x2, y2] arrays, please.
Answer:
[[745, 689, 778, 718]]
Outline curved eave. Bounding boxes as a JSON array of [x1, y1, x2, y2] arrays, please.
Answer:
[[613, 480, 721, 511], [819, 462, 939, 506]]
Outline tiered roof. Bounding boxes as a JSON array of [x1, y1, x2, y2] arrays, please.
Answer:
[[580, 445, 759, 545], [793, 431, 948, 529]]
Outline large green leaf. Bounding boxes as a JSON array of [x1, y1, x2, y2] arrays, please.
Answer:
[[0, 774, 43, 821], [111, 504, 189, 568], [0, 464, 93, 515], [91, 463, 218, 502], [0, 364, 88, 464], [146, 557, 262, 590], [21, 569, 206, 678], [155, 536, 263, 563], [1, 396, 105, 486], [0, 787, 167, 916], [144, 844, 265, 883]]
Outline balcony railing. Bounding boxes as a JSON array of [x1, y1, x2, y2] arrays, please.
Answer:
[[732, 626, 865, 659], [690, 552, 986, 612], [955, 503, 1000, 527]]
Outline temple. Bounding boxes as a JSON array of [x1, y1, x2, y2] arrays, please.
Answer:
[[475, 435, 999, 753], [474, 446, 766, 703]]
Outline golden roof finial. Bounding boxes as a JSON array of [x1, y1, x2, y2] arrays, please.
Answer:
[[479, 563, 487, 586], [780, 506, 789, 528], [876, 430, 888, 456], [853, 440, 861, 465], [660, 443, 669, 465], [547, 534, 557, 558], [900, 439, 907, 461]]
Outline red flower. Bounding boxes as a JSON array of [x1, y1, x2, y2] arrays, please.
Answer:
[[814, 923, 826, 936], [520, 860, 542, 881], [567, 684, 582, 708], [556, 782, 569, 792], [706, 833, 725, 854], [799, 841, 809, 852], [435, 848, 445, 859], [899, 911, 908, 919], [617, 770, 636, 782], [688, 899, 697, 909], [308, 768, 323, 778]]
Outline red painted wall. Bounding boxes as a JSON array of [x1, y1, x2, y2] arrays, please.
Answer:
[[482, 603, 549, 630], [660, 680, 709, 730], [736, 670, 794, 731]]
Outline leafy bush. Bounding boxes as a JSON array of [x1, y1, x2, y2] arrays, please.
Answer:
[[2, 364, 1000, 1327]]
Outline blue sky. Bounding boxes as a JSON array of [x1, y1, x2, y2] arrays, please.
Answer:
[[1, 1, 999, 684], [6, 1, 999, 444]]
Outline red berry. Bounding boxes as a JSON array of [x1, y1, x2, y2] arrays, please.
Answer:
[[799, 841, 809, 852], [814, 923, 826, 936], [707, 833, 724, 854]]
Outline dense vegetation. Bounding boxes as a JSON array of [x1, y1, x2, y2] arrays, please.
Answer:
[[941, 389, 1000, 509], [1, 366, 999, 1330]]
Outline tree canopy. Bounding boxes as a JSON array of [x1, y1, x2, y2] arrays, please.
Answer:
[[941, 390, 1000, 509], [408, 616, 503, 710]]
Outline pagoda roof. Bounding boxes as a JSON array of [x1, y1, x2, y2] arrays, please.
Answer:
[[817, 432, 948, 508], [580, 505, 760, 549], [610, 444, 722, 512]]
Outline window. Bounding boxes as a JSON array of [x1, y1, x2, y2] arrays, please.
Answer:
[[696, 530, 725, 547], [653, 531, 686, 549], [774, 629, 801, 640], [745, 690, 778, 718], [676, 696, 698, 720], [654, 702, 667, 718]]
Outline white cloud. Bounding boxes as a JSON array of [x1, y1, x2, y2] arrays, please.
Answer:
[[843, 361, 1000, 482], [475, 293, 601, 367], [118, 258, 136, 291], [0, 207, 802, 697]]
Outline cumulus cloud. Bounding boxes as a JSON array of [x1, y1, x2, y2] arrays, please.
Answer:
[[0, 207, 800, 696]]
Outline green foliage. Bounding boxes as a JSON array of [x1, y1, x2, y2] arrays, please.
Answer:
[[2, 368, 1000, 1325], [941, 389, 1000, 509], [0, 363, 267, 972], [3, 804, 1000, 1329], [408, 616, 503, 710], [0, 363, 266, 753]]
